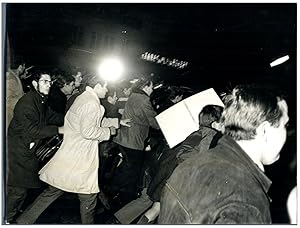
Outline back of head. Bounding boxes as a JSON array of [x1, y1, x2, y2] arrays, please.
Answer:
[[199, 105, 224, 127], [119, 79, 132, 90], [220, 84, 284, 141], [132, 77, 153, 91], [84, 74, 105, 89]]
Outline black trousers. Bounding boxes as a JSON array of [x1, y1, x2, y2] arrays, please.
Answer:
[[6, 185, 28, 223], [111, 145, 144, 201]]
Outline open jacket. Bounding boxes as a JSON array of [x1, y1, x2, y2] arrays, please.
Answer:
[[39, 86, 119, 194]]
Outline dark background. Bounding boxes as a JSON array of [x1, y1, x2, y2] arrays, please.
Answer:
[[3, 3, 297, 223]]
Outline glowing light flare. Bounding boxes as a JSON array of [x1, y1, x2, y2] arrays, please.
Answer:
[[98, 58, 124, 82], [270, 55, 289, 67]]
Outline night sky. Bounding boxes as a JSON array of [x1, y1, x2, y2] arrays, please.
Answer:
[[4, 2, 296, 119], [4, 4, 296, 84]]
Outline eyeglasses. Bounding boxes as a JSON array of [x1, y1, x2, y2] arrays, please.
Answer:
[[39, 79, 53, 85]]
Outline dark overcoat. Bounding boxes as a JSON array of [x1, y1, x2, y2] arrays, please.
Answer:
[[7, 89, 64, 188]]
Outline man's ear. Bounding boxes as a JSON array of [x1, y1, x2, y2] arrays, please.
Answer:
[[32, 80, 38, 90], [256, 121, 271, 142]]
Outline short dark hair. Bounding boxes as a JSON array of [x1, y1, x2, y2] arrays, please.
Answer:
[[132, 77, 153, 90], [54, 72, 75, 89], [199, 105, 224, 126], [119, 80, 132, 90], [220, 84, 284, 140], [31, 68, 51, 82]]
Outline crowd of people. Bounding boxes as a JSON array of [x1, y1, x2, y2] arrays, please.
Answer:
[[5, 58, 296, 224]]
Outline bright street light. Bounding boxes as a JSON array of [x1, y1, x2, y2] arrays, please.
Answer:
[[98, 58, 124, 82], [270, 55, 289, 67]]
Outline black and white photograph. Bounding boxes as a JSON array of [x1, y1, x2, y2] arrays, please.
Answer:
[[2, 2, 297, 224]]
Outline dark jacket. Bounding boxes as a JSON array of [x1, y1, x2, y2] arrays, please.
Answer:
[[114, 89, 159, 150], [101, 99, 121, 119], [147, 126, 218, 201], [7, 90, 64, 188], [159, 135, 272, 224], [47, 85, 67, 114]]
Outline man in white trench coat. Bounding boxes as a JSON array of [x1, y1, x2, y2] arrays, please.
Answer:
[[16, 75, 131, 224]]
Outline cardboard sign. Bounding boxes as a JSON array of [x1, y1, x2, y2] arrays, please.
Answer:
[[156, 88, 224, 148]]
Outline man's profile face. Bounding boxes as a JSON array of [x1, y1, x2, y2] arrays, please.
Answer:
[[95, 82, 108, 99], [63, 81, 75, 95], [74, 72, 82, 88], [145, 81, 154, 96], [36, 74, 52, 95], [18, 64, 26, 76], [262, 100, 289, 165]]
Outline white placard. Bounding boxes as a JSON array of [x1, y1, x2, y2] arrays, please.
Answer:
[[155, 88, 224, 148]]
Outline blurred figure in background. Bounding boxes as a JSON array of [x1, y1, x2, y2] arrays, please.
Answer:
[[102, 88, 121, 119], [68, 67, 83, 98], [116, 80, 133, 116], [65, 71, 89, 112], [154, 86, 184, 113], [6, 60, 27, 131], [48, 71, 75, 115]]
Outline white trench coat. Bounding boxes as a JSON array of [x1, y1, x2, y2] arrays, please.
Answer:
[[39, 86, 119, 194]]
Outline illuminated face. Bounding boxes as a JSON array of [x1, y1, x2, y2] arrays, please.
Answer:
[[17, 64, 26, 75], [149, 82, 154, 95], [261, 100, 289, 165], [36, 74, 52, 95], [74, 72, 82, 88], [144, 81, 154, 96], [95, 82, 108, 99]]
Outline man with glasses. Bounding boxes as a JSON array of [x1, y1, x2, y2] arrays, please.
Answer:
[[6, 69, 64, 224]]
